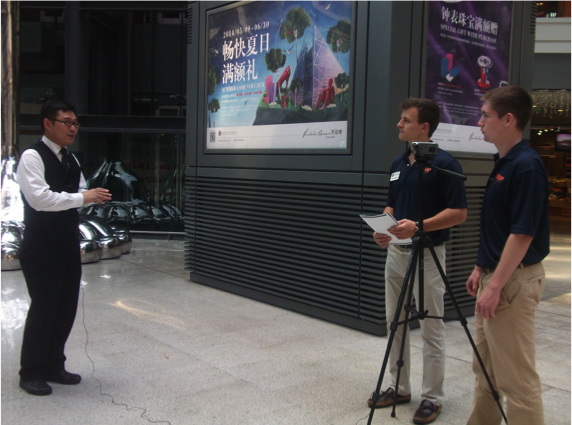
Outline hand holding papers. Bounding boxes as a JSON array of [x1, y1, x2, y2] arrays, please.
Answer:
[[360, 213, 413, 245]]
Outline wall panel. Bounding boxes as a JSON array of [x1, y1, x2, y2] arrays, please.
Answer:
[[184, 172, 487, 335]]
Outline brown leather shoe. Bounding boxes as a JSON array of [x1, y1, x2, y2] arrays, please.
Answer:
[[367, 387, 411, 408], [413, 399, 442, 424]]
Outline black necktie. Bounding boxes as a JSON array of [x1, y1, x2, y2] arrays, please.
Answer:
[[60, 148, 69, 170]]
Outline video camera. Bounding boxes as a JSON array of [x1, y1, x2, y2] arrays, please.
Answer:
[[411, 142, 439, 156]]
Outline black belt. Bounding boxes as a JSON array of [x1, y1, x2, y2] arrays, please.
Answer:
[[481, 262, 539, 275], [394, 241, 444, 250]]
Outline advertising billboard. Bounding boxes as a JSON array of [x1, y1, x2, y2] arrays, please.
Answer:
[[425, 1, 513, 154], [205, 1, 353, 151]]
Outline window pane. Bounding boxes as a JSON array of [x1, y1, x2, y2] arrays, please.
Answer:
[[20, 7, 66, 115], [85, 9, 187, 116]]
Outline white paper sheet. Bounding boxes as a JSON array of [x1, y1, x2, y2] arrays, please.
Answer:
[[360, 213, 412, 245]]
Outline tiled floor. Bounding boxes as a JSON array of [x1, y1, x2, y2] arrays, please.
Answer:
[[1, 221, 570, 425]]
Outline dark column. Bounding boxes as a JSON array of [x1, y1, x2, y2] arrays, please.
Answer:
[[65, 2, 88, 114], [1, 0, 19, 158]]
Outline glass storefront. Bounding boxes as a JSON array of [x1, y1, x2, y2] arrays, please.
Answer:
[[530, 89, 571, 218], [17, 2, 188, 234], [19, 4, 188, 117], [536, 1, 572, 18]]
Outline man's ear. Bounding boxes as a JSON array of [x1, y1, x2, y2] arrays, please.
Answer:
[[422, 122, 430, 134], [43, 118, 52, 132], [505, 112, 516, 128]]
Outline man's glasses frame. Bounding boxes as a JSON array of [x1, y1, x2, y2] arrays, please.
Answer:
[[52, 118, 81, 129]]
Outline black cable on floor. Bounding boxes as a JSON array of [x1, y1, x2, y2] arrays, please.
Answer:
[[355, 412, 370, 425], [81, 286, 172, 425]]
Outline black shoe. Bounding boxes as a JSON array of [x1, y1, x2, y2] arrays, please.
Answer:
[[367, 387, 412, 408], [20, 379, 52, 396], [43, 370, 81, 385]]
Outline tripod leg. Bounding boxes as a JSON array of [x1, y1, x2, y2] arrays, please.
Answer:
[[426, 244, 508, 424], [367, 247, 419, 425]]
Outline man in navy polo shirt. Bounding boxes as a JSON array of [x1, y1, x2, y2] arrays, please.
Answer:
[[367, 98, 467, 425], [466, 86, 549, 425]]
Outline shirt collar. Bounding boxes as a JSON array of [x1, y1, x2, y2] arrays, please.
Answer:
[[403, 148, 412, 160], [495, 139, 530, 162], [41, 135, 65, 157]]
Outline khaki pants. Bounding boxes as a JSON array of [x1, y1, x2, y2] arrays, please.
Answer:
[[467, 263, 546, 425], [385, 244, 446, 405]]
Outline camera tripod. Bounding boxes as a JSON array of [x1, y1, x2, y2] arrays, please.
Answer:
[[367, 155, 507, 425]]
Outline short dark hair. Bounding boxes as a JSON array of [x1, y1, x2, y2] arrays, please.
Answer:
[[400, 98, 440, 137], [40, 99, 76, 132], [481, 86, 532, 132]]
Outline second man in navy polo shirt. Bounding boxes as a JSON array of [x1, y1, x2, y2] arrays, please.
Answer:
[[465, 86, 549, 425]]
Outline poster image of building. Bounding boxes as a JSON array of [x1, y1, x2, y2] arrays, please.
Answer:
[[425, 1, 513, 154], [206, 1, 353, 150]]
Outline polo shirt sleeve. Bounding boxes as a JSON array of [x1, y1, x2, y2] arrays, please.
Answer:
[[386, 159, 399, 209], [440, 158, 468, 209], [510, 159, 547, 237]]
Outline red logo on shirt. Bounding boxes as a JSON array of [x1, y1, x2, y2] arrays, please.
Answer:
[[495, 173, 504, 182], [424, 167, 432, 173]]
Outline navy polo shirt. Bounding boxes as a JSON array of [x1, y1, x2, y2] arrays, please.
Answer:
[[387, 144, 468, 244], [476, 139, 550, 269]]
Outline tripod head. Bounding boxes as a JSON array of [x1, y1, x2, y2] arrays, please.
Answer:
[[412, 141, 439, 157]]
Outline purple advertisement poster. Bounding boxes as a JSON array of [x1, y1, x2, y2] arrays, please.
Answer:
[[206, 1, 353, 150], [425, 1, 513, 153]]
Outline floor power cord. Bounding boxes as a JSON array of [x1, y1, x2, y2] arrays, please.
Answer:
[[80, 286, 172, 425], [355, 412, 370, 424]]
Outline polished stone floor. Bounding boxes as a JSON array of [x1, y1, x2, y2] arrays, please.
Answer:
[[1, 219, 570, 425]]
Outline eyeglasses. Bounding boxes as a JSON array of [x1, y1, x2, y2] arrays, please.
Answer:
[[52, 118, 81, 129]]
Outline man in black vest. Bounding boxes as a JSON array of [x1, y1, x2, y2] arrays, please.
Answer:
[[16, 99, 111, 396]]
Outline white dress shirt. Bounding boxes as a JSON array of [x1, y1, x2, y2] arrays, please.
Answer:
[[16, 136, 87, 212]]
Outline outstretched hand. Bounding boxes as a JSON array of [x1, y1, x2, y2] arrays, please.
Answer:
[[82, 188, 111, 205]]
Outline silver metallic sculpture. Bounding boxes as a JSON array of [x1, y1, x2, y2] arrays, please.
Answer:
[[1, 214, 133, 271], [84, 154, 183, 231], [79, 239, 101, 264], [79, 215, 132, 259], [1, 220, 23, 271], [1, 156, 25, 271], [80, 201, 181, 231]]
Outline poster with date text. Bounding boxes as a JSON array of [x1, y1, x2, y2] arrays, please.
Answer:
[[205, 1, 353, 150]]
